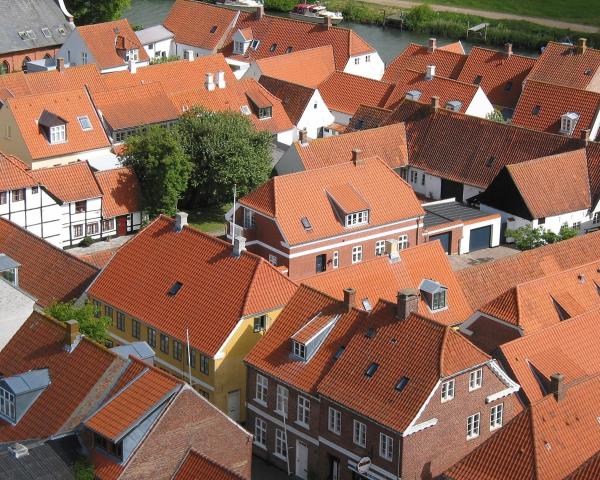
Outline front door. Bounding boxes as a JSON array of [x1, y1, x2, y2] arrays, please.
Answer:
[[330, 455, 340, 480], [227, 389, 240, 422], [295, 440, 308, 480], [117, 216, 128, 236], [316, 254, 327, 273]]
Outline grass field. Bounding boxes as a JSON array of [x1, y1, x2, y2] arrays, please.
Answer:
[[188, 203, 231, 236]]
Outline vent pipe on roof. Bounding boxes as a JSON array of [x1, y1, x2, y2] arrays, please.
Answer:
[[343, 288, 356, 313], [8, 443, 29, 459], [299, 128, 308, 146], [352, 148, 363, 166], [425, 65, 436, 80], [431, 96, 440, 110], [216, 71, 226, 89], [428, 37, 437, 53], [550, 373, 565, 401], [581, 129, 591, 146], [186, 50, 194, 62], [396, 289, 419, 321], [56, 57, 65, 72], [255, 4, 264, 20], [205, 72, 215, 91], [64, 319, 81, 353], [175, 212, 188, 232], [577, 38, 587, 55], [505, 43, 513, 57], [233, 236, 246, 257], [128, 58, 137, 74]]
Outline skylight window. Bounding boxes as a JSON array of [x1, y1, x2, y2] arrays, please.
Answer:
[[251, 39, 261, 50], [504, 81, 513, 91], [301, 217, 312, 230], [168, 281, 183, 296], [58, 26, 66, 36], [532, 105, 541, 116], [365, 362, 379, 378], [333, 345, 346, 361], [474, 75, 482, 85], [585, 67, 593, 76], [26, 30, 36, 40], [77, 116, 92, 131], [486, 156, 495, 167], [18, 32, 27, 40], [240, 105, 251, 116], [395, 376, 409, 392], [362, 298, 372, 311], [41, 27, 51, 38], [285, 46, 293, 54], [210, 25, 218, 33], [365, 327, 376, 339], [270, 43, 277, 52]]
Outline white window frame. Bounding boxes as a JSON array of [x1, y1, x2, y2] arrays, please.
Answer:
[[353, 420, 367, 447], [328, 407, 341, 435], [243, 208, 255, 228], [86, 222, 99, 236], [255, 373, 268, 406], [375, 240, 385, 256], [81, 51, 87, 64], [441, 379, 455, 402], [73, 224, 84, 238], [268, 254, 277, 266], [77, 115, 93, 131], [345, 210, 369, 227], [276, 385, 288, 418], [398, 235, 409, 250], [332, 250, 339, 268], [293, 341, 306, 360], [297, 396, 310, 427], [0, 387, 15, 420], [379, 433, 393, 461], [50, 124, 66, 144], [467, 412, 480, 439], [432, 289, 447, 310], [352, 245, 363, 264], [593, 211, 600, 224], [469, 368, 483, 391], [254, 417, 267, 448], [490, 404, 503, 431], [275, 428, 287, 459]]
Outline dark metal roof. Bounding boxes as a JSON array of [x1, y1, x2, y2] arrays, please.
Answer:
[[0, 442, 74, 480], [423, 201, 489, 228], [38, 110, 68, 129], [0, 254, 20, 272]]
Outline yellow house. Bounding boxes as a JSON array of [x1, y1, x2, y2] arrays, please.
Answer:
[[87, 213, 297, 423]]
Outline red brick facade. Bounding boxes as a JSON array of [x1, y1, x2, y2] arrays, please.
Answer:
[[0, 46, 58, 73]]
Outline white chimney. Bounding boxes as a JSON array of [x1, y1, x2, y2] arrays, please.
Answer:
[[233, 236, 246, 257], [216, 70, 226, 89], [186, 50, 194, 61], [428, 37, 437, 53], [9, 443, 29, 459], [425, 65, 435, 80], [384, 239, 400, 262], [175, 212, 188, 232], [205, 72, 215, 91], [128, 58, 137, 74]]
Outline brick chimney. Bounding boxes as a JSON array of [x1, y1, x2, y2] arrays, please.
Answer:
[[205, 72, 215, 91], [216, 70, 226, 89], [343, 288, 356, 312], [255, 4, 264, 20], [233, 236, 246, 257], [581, 128, 591, 145], [577, 38, 587, 55], [550, 373, 565, 401], [505, 43, 513, 56], [56, 57, 65, 72], [425, 64, 436, 80], [428, 37, 437, 53], [431, 96, 440, 110], [175, 212, 188, 232], [352, 148, 363, 166], [299, 128, 308, 145], [64, 319, 81, 352], [396, 289, 419, 320]]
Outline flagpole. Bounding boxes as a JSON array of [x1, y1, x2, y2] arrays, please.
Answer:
[[231, 184, 237, 245]]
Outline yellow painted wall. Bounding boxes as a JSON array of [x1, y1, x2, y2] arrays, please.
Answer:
[[0, 105, 32, 165]]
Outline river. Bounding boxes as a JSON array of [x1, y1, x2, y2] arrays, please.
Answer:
[[122, 0, 488, 64]]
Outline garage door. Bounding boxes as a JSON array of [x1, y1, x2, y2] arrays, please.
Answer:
[[469, 226, 492, 252], [430, 232, 451, 254]]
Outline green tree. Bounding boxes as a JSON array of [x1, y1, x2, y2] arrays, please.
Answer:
[[558, 224, 578, 241], [65, 0, 132, 25], [177, 108, 272, 207], [45, 301, 111, 344], [122, 125, 193, 216], [507, 223, 579, 251], [486, 108, 506, 123]]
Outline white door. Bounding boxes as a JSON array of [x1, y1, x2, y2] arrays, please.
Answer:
[[227, 389, 240, 422], [295, 440, 308, 480]]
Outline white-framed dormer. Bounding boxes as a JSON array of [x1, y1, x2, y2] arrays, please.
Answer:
[[38, 110, 68, 145], [291, 312, 339, 362], [419, 279, 448, 312], [233, 29, 253, 56], [560, 112, 580, 135]]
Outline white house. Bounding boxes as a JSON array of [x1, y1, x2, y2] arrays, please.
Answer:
[[135, 25, 175, 60], [0, 272, 35, 350]]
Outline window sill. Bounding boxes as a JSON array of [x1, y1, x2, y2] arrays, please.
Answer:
[[274, 410, 288, 419], [328, 429, 341, 436], [254, 442, 267, 451], [294, 421, 310, 430], [441, 397, 454, 403], [353, 442, 367, 449], [490, 425, 502, 432], [468, 386, 482, 392], [466, 434, 480, 441], [273, 453, 287, 462], [378, 455, 393, 462], [254, 399, 267, 408]]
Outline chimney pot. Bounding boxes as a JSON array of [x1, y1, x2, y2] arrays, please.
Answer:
[[428, 37, 437, 53], [255, 4, 264, 20], [128, 58, 137, 74], [299, 128, 308, 145], [550, 373, 565, 401], [186, 50, 194, 62], [216, 70, 226, 89], [577, 38, 587, 55], [396, 289, 419, 320], [65, 319, 80, 352], [505, 43, 513, 56], [425, 64, 436, 80], [581, 128, 591, 145], [205, 72, 215, 91], [56, 57, 65, 72], [175, 212, 188, 232], [343, 288, 356, 312], [352, 148, 363, 166], [324, 15, 332, 30], [233, 236, 246, 257], [431, 96, 440, 110]]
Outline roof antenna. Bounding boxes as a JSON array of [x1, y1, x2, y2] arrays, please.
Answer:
[[231, 184, 237, 245]]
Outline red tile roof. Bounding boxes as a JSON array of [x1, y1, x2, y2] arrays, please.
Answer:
[[77, 19, 149, 70], [0, 152, 37, 191], [240, 157, 424, 246], [291, 122, 408, 170], [457, 230, 600, 311], [317, 303, 489, 432], [0, 312, 126, 442], [31, 161, 102, 203], [456, 46, 536, 108], [439, 41, 465, 54], [258, 76, 315, 125], [568, 451, 600, 479], [0, 217, 99, 307], [511, 80, 600, 137], [445, 374, 600, 480], [94, 167, 142, 218], [526, 41, 600, 90], [345, 104, 393, 132], [75, 249, 118, 269], [382, 43, 467, 84], [174, 450, 245, 480], [318, 71, 393, 115], [88, 216, 297, 356]]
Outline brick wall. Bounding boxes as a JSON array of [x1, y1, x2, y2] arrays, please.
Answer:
[[0, 46, 59, 73]]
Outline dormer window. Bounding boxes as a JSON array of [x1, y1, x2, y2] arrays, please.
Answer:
[[419, 279, 448, 311], [0, 253, 20, 286], [0, 369, 50, 425], [125, 49, 139, 61], [345, 210, 368, 227], [446, 100, 462, 112], [560, 112, 580, 135], [94, 433, 123, 461], [406, 90, 422, 101], [258, 106, 272, 119], [39, 110, 68, 144], [234, 40, 247, 55], [432, 289, 447, 310], [291, 313, 339, 362], [50, 125, 66, 143], [293, 340, 306, 360], [0, 387, 15, 421]]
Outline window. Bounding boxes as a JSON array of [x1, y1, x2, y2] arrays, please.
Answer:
[[432, 289, 447, 310], [345, 211, 369, 227], [129, 319, 139, 339], [365, 55, 371, 62], [538, 217, 545, 225], [532, 105, 541, 116], [293, 341, 306, 360], [421, 173, 425, 186], [467, 412, 480, 439], [160, 334, 169, 354], [474, 75, 482, 85], [234, 40, 245, 54], [200, 354, 210, 374], [354, 57, 360, 65], [504, 81, 513, 91], [276, 385, 288, 417], [86, 223, 99, 235], [314, 103, 318, 109], [93, 300, 101, 318], [328, 407, 341, 434], [148, 42, 154, 50], [490, 404, 503, 430], [116, 312, 125, 331], [22, 56, 31, 72], [375, 240, 385, 256], [469, 368, 483, 391], [31, 186, 38, 194], [0, 387, 16, 421], [270, 43, 277, 52], [102, 219, 115, 231], [147, 327, 156, 347], [332, 251, 339, 268], [353, 420, 366, 447], [173, 339, 182, 360], [410, 170, 418, 183], [254, 315, 267, 332], [297, 396, 310, 426], [352, 245, 363, 264], [275, 429, 287, 459], [398, 235, 409, 250], [251, 39, 260, 50], [75, 201, 86, 213], [0, 192, 6, 205], [258, 107, 272, 119], [0, 61, 9, 75], [243, 208, 255, 228], [441, 379, 455, 402], [255, 374, 268, 404], [573, 221, 582, 229], [268, 254, 277, 266], [187, 347, 196, 368], [593, 212, 600, 224], [77, 116, 92, 131], [210, 25, 218, 33], [104, 305, 113, 321], [4, 125, 11, 139], [379, 433, 393, 461], [12, 189, 24, 202], [365, 362, 379, 378], [81, 52, 88, 64], [125, 49, 139, 61], [255, 417, 267, 447], [285, 46, 293, 54], [73, 224, 83, 238]]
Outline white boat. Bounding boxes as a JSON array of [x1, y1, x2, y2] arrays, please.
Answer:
[[215, 0, 264, 12], [289, 3, 343, 24]]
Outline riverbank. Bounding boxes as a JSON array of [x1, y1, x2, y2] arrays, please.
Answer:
[[265, 1, 599, 51]]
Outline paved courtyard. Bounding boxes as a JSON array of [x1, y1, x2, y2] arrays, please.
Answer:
[[449, 245, 520, 271], [67, 234, 133, 256]]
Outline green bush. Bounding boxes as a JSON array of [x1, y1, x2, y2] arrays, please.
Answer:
[[75, 459, 94, 480], [506, 224, 579, 251], [78, 236, 94, 247], [150, 55, 180, 65]]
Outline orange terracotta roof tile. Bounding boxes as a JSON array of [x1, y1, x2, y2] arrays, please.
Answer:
[[174, 450, 245, 480], [382, 43, 467, 84], [6, 89, 110, 160], [511, 80, 600, 137], [345, 104, 393, 132], [319, 71, 393, 115], [254, 45, 335, 88], [75, 249, 118, 269], [94, 167, 142, 218], [456, 46, 536, 108], [292, 122, 408, 170], [439, 41, 465, 54], [457, 230, 600, 311], [0, 218, 99, 307], [0, 312, 126, 442], [240, 157, 424, 246], [258, 76, 315, 125], [31, 161, 102, 203], [326, 183, 369, 213], [0, 152, 37, 191], [77, 19, 149, 70], [292, 312, 339, 344], [91, 450, 125, 480], [568, 451, 600, 479], [88, 216, 297, 356]]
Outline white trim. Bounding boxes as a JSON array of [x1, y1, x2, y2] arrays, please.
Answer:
[[425, 224, 464, 235], [402, 418, 438, 436], [486, 360, 520, 403], [247, 403, 319, 446], [401, 379, 440, 435]]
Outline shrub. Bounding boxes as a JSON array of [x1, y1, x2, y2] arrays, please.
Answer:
[[78, 236, 94, 247]]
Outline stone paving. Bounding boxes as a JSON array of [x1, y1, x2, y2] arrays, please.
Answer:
[[67, 234, 133, 257], [449, 245, 520, 271]]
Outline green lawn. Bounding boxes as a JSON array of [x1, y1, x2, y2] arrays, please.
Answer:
[[422, 0, 600, 26], [188, 203, 232, 236]]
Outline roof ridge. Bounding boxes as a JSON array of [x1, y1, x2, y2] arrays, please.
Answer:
[[403, 68, 478, 89], [525, 78, 600, 97], [469, 45, 536, 60]]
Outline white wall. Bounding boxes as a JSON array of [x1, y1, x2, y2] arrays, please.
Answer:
[[459, 217, 501, 254], [464, 87, 495, 119], [0, 279, 35, 350], [463, 184, 484, 202], [242, 62, 262, 82], [175, 43, 214, 59], [143, 38, 174, 59], [61, 197, 103, 246], [330, 110, 352, 126], [29, 148, 118, 171], [58, 29, 96, 67], [343, 52, 385, 80], [407, 167, 442, 200], [276, 128, 295, 146], [296, 90, 335, 139]]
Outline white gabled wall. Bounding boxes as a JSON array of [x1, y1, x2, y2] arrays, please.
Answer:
[[57, 29, 96, 67], [343, 52, 385, 80], [464, 87, 495, 119], [142, 38, 175, 59], [406, 167, 442, 200], [296, 90, 335, 138], [276, 128, 295, 146]]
